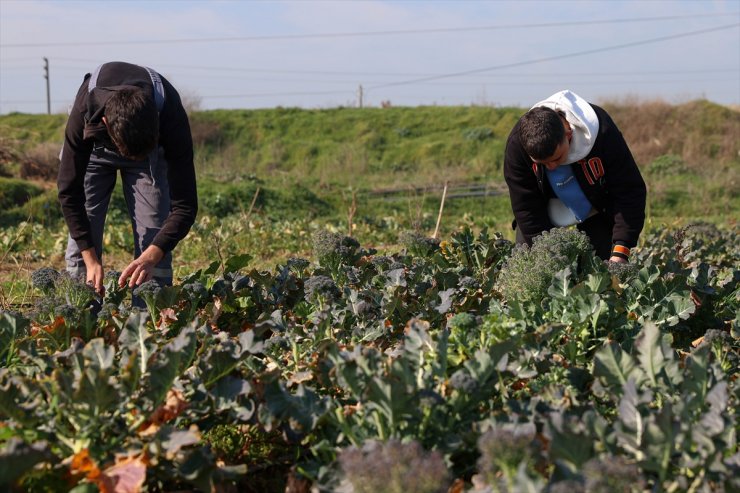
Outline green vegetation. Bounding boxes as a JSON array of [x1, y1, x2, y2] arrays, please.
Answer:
[[0, 223, 737, 492], [0, 100, 737, 492], [0, 177, 44, 210], [496, 228, 596, 304], [0, 100, 737, 307], [188, 106, 521, 187]]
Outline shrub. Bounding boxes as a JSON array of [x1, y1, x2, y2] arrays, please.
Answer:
[[0, 177, 43, 209], [20, 142, 60, 180], [647, 154, 686, 176]]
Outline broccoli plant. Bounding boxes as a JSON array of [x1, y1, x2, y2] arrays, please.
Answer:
[[311, 229, 369, 283], [28, 267, 99, 347], [303, 275, 340, 311], [495, 228, 600, 304], [337, 439, 450, 493], [132, 279, 163, 317], [102, 270, 127, 307], [398, 229, 440, 258], [30, 267, 60, 295], [475, 422, 542, 493]]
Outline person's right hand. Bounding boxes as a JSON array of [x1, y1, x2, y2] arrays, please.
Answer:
[[81, 247, 105, 297]]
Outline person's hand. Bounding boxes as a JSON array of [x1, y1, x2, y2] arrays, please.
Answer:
[[80, 247, 105, 297], [119, 245, 165, 288], [609, 255, 628, 264]]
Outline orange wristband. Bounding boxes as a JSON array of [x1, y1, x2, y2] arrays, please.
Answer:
[[612, 244, 630, 260]]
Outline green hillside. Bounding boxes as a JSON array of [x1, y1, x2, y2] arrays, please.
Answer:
[[0, 101, 738, 228]]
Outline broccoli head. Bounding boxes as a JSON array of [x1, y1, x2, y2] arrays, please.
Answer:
[[496, 228, 598, 303], [399, 230, 440, 257], [338, 439, 449, 493], [312, 229, 361, 267], [582, 455, 644, 493], [303, 275, 340, 305], [31, 267, 61, 294]]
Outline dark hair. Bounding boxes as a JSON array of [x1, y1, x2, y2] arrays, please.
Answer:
[[105, 87, 159, 160], [518, 106, 565, 160]]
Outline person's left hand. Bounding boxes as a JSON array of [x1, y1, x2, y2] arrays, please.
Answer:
[[609, 256, 628, 263], [119, 245, 165, 288]]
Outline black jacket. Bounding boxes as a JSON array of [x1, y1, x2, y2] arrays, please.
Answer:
[[504, 104, 646, 248], [58, 61, 198, 254]]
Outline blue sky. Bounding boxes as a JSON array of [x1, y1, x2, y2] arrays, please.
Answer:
[[1, 0, 738, 114]]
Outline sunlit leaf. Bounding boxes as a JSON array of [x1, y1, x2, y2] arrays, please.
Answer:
[[98, 455, 147, 493]]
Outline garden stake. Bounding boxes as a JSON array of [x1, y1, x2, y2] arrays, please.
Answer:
[[433, 181, 448, 239]]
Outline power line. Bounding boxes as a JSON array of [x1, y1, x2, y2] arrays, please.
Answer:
[[153, 65, 740, 79], [162, 68, 740, 82], [368, 23, 740, 90], [2, 58, 736, 79], [190, 89, 358, 100], [2, 12, 737, 48], [4, 74, 738, 106]]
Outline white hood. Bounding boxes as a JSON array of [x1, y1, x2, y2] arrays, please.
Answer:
[[532, 90, 599, 163]]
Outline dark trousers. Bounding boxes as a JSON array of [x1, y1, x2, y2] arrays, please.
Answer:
[[65, 149, 173, 285], [515, 214, 614, 260]]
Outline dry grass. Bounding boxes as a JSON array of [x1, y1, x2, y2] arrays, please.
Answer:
[[20, 142, 60, 181], [599, 96, 740, 170]]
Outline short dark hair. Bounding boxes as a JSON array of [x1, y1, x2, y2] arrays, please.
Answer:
[[518, 106, 565, 160], [105, 87, 159, 160]]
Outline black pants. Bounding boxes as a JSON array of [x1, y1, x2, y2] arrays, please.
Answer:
[[515, 214, 613, 260]]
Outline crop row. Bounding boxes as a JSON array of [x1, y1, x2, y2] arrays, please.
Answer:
[[0, 223, 738, 492]]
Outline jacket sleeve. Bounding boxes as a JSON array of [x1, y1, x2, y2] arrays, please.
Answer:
[[57, 77, 95, 252], [601, 114, 647, 248], [503, 129, 552, 245], [151, 76, 198, 253]]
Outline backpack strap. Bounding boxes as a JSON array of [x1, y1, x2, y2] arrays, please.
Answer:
[[87, 64, 104, 93], [143, 66, 165, 112], [87, 64, 165, 112]]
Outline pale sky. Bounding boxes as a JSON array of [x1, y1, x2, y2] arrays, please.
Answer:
[[1, 0, 738, 114]]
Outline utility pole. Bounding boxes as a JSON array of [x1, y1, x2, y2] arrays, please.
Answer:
[[43, 57, 50, 114], [357, 84, 363, 108]]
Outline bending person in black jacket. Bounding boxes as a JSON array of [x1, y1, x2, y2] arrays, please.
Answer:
[[58, 61, 198, 296], [503, 90, 646, 262]]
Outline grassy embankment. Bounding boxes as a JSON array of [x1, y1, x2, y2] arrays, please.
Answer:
[[0, 100, 737, 303]]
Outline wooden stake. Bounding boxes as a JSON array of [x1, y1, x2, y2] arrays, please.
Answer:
[[245, 186, 261, 223], [347, 189, 357, 237], [433, 181, 448, 239]]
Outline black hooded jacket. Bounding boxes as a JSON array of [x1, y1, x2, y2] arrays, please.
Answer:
[[58, 61, 198, 254], [504, 103, 646, 248]]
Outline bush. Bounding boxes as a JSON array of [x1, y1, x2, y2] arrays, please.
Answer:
[[0, 177, 43, 209], [20, 142, 60, 180], [647, 154, 686, 176]]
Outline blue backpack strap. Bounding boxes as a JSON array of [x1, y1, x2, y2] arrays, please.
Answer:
[[144, 66, 165, 112]]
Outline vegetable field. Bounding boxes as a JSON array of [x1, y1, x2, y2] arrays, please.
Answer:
[[0, 222, 737, 493]]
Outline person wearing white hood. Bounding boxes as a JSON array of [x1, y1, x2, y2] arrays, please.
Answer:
[[504, 90, 646, 263]]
